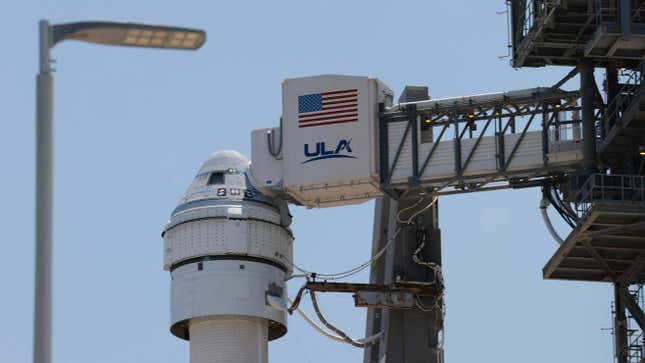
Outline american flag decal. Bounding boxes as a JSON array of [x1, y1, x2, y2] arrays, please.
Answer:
[[297, 89, 358, 128]]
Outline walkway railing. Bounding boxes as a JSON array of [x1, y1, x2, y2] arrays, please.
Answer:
[[575, 174, 645, 217]]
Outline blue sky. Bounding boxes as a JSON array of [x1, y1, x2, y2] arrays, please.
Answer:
[[1, 1, 613, 362]]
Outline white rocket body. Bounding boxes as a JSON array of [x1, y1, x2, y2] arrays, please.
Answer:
[[162, 151, 293, 363]]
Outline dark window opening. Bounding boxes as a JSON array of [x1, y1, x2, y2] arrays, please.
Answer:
[[208, 172, 225, 185]]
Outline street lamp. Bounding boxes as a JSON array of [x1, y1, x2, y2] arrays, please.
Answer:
[[34, 19, 205, 363]]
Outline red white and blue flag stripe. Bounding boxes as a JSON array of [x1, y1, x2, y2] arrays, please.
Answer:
[[297, 89, 358, 128]]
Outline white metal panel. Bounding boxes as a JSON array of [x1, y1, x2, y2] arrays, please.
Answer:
[[284, 177, 380, 208], [283, 75, 373, 186], [388, 121, 412, 181], [171, 260, 286, 334], [386, 124, 582, 185], [421, 141, 455, 178], [168, 203, 281, 230], [280, 75, 384, 207], [505, 132, 544, 170], [250, 127, 284, 195], [164, 219, 293, 271], [460, 137, 497, 175], [249, 75, 393, 208]]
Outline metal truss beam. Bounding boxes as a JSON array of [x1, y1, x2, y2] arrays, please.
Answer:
[[618, 253, 645, 285], [551, 66, 579, 91], [379, 87, 585, 197], [581, 238, 619, 281], [618, 287, 645, 332]]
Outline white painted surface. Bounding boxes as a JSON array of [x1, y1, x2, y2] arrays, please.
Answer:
[[387, 121, 583, 184], [190, 317, 268, 363], [164, 151, 292, 363], [250, 127, 284, 195], [164, 213, 292, 271], [171, 260, 287, 338], [251, 75, 393, 208]]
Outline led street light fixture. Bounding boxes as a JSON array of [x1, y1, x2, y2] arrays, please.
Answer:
[[52, 21, 206, 50]]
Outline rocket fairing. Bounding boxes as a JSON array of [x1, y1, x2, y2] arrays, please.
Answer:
[[162, 150, 293, 363]]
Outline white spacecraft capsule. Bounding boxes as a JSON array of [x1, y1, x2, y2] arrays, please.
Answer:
[[162, 150, 293, 363]]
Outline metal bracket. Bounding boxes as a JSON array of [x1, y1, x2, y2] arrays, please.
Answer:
[[302, 281, 442, 311], [354, 291, 416, 310]]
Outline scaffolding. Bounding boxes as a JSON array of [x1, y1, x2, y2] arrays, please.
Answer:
[[509, 1, 645, 362]]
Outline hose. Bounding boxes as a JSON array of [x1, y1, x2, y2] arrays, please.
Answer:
[[267, 117, 283, 160], [540, 197, 564, 245], [278, 193, 437, 282], [287, 296, 382, 346], [287, 297, 344, 343], [309, 290, 378, 348], [546, 189, 576, 228]]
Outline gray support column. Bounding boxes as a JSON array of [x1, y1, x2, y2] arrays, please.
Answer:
[[365, 85, 442, 363], [381, 193, 442, 363], [34, 19, 53, 363], [614, 284, 628, 363], [364, 194, 443, 363], [580, 59, 597, 174]]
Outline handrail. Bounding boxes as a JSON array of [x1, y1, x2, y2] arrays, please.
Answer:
[[574, 174, 645, 217]]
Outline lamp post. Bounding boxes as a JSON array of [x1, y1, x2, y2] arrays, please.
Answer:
[[34, 19, 205, 363]]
